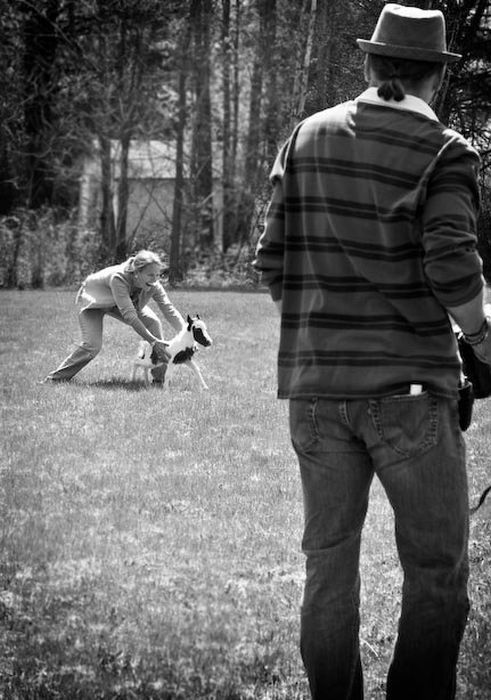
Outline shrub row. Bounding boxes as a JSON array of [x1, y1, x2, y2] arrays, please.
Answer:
[[0, 208, 261, 290]]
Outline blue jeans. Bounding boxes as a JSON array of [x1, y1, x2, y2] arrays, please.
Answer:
[[47, 305, 166, 381], [289, 392, 469, 700]]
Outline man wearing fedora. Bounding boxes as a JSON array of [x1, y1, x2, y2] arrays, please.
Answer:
[[255, 4, 488, 699]]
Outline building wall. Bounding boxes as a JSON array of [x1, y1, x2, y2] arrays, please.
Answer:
[[78, 157, 223, 249]]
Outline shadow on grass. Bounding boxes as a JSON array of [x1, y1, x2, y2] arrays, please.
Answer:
[[76, 378, 148, 392], [44, 377, 196, 393]]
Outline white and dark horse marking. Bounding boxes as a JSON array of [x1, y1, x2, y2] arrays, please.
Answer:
[[131, 314, 212, 390]]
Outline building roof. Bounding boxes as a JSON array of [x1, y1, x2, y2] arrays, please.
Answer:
[[84, 139, 191, 180], [83, 138, 224, 182]]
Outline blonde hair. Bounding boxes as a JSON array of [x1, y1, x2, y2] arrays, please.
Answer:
[[125, 250, 165, 273]]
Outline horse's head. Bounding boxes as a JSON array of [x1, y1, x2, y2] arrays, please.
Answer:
[[187, 314, 212, 348]]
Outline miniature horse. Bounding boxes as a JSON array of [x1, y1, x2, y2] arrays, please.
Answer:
[[131, 314, 212, 391]]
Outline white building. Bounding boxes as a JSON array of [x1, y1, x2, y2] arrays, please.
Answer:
[[78, 139, 223, 245]]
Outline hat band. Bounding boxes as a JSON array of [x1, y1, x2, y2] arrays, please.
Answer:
[[357, 38, 461, 63]]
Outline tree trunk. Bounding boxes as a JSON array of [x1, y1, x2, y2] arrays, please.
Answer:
[[303, 0, 335, 116], [263, 0, 278, 164], [238, 0, 278, 246], [5, 219, 24, 289], [238, 0, 267, 246], [22, 0, 60, 209], [0, 140, 16, 214], [290, 0, 318, 126], [190, 0, 214, 251], [170, 20, 192, 285], [244, 26, 263, 189], [231, 0, 241, 171], [98, 135, 116, 262], [170, 79, 186, 284], [222, 0, 234, 251], [115, 134, 130, 261]]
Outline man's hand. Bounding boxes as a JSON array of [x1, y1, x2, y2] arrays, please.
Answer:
[[471, 332, 491, 365]]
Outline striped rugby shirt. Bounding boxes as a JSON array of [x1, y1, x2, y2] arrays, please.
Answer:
[[254, 88, 482, 400]]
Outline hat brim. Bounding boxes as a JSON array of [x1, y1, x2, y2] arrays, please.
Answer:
[[357, 38, 461, 63]]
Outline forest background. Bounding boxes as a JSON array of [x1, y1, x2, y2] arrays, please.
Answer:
[[0, 0, 490, 290]]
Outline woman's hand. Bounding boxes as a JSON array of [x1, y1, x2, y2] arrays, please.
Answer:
[[153, 339, 170, 361]]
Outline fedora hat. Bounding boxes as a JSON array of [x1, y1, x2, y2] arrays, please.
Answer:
[[357, 3, 461, 63]]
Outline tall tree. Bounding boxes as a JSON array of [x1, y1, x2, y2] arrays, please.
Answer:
[[243, 0, 266, 193], [221, 0, 233, 251], [0, 3, 22, 213], [62, 0, 178, 262], [21, 0, 61, 209], [170, 13, 193, 284], [231, 0, 241, 171], [290, 0, 317, 125], [190, 0, 214, 250], [237, 0, 278, 245]]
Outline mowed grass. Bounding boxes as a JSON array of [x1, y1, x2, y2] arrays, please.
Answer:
[[0, 289, 490, 699]]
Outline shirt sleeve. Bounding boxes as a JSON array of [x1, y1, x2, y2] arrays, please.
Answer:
[[253, 140, 291, 302], [422, 132, 483, 308], [110, 274, 157, 342], [152, 283, 186, 332]]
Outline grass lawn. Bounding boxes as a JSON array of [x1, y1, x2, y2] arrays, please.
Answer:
[[1, 289, 490, 699]]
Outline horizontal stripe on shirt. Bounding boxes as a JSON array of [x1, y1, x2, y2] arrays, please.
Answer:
[[282, 312, 449, 335], [254, 93, 481, 399], [278, 350, 458, 369], [283, 237, 421, 260], [282, 274, 432, 298]]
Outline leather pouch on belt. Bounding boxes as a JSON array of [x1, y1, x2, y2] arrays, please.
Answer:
[[458, 334, 491, 399]]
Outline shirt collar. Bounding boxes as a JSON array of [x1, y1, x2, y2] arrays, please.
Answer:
[[355, 87, 439, 122]]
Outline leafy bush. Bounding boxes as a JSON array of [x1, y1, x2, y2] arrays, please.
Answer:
[[179, 244, 260, 289], [0, 209, 263, 290], [0, 208, 101, 289]]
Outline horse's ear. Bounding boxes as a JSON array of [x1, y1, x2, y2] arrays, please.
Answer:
[[187, 314, 192, 323], [187, 314, 192, 330], [196, 313, 200, 319]]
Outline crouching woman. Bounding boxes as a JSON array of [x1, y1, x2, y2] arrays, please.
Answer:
[[43, 250, 185, 384]]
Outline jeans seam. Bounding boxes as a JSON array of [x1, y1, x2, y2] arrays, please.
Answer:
[[309, 397, 320, 444]]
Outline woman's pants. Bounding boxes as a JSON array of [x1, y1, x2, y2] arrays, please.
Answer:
[[289, 392, 469, 700], [47, 305, 165, 381]]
